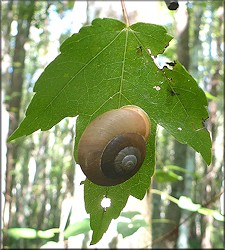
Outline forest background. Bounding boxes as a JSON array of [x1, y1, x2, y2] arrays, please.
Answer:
[[1, 0, 224, 249]]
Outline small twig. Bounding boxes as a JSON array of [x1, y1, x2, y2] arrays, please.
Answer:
[[120, 0, 130, 27]]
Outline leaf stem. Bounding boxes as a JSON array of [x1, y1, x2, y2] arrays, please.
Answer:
[[121, 0, 130, 27]]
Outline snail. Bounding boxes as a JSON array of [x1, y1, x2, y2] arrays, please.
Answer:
[[77, 105, 151, 186]]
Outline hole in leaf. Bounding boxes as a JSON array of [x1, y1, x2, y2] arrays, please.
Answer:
[[101, 197, 111, 211], [153, 86, 161, 91]]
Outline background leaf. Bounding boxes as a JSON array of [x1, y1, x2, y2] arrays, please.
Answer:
[[120, 211, 141, 219], [4, 228, 59, 240], [163, 165, 200, 178], [64, 219, 91, 238], [117, 219, 148, 238], [155, 169, 183, 183], [178, 196, 201, 212], [6, 228, 37, 239]]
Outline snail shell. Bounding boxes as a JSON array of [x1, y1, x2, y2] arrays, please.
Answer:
[[77, 105, 150, 186]]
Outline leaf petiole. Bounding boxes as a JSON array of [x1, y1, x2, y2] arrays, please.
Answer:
[[121, 0, 130, 27]]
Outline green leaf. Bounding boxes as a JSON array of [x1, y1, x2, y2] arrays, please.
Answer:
[[178, 196, 201, 212], [178, 197, 224, 222], [163, 165, 200, 178], [64, 218, 91, 238], [211, 211, 224, 222], [84, 122, 156, 245], [5, 228, 37, 239], [4, 227, 58, 240], [8, 18, 211, 165], [205, 91, 217, 100], [117, 219, 148, 238], [197, 208, 225, 221], [161, 62, 211, 164], [120, 211, 141, 219], [155, 169, 183, 183], [37, 228, 59, 239], [6, 17, 212, 244]]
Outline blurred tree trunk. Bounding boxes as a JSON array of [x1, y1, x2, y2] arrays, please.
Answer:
[[201, 5, 223, 248], [188, 4, 204, 247], [2, 1, 13, 89], [152, 129, 174, 245], [3, 1, 35, 247]]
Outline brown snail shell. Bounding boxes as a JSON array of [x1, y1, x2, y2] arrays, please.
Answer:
[[77, 105, 151, 186]]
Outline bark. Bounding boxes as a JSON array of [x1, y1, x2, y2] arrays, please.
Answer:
[[3, 1, 35, 247]]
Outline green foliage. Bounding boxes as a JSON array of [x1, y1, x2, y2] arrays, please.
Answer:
[[63, 212, 149, 241], [64, 219, 91, 239], [155, 169, 183, 182], [117, 211, 148, 238], [7, 18, 212, 244], [178, 196, 224, 222], [120, 211, 141, 219], [205, 91, 218, 101], [163, 165, 199, 178], [117, 220, 148, 238], [155, 164, 200, 183], [152, 190, 224, 222], [4, 228, 59, 240], [178, 196, 201, 211]]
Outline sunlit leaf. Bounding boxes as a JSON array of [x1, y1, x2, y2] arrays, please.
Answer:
[[205, 91, 218, 100], [4, 227, 58, 240], [178, 196, 201, 212], [155, 169, 183, 182], [117, 219, 148, 238], [37, 228, 59, 239], [163, 165, 199, 178], [64, 218, 91, 238], [198, 208, 225, 221], [120, 211, 141, 219], [6, 228, 37, 239]]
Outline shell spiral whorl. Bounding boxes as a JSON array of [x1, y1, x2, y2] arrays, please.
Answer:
[[114, 147, 139, 175]]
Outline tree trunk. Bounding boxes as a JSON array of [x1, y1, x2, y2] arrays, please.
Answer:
[[201, 6, 223, 247], [3, 1, 35, 247], [188, 5, 204, 247]]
